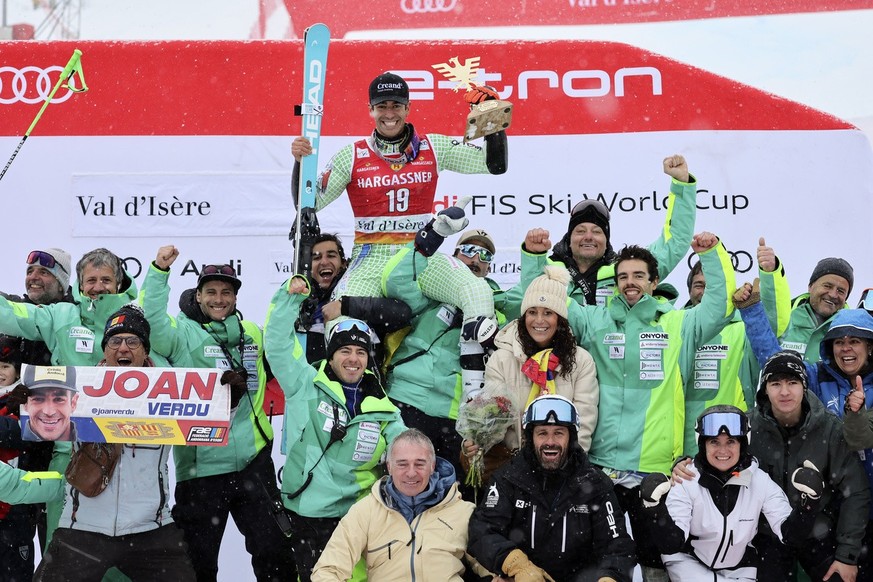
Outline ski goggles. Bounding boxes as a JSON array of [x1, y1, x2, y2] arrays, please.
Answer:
[[27, 250, 67, 273], [331, 318, 372, 337], [201, 264, 236, 277], [456, 244, 494, 263], [570, 198, 611, 221], [697, 411, 748, 438], [859, 288, 873, 312], [523, 395, 580, 429]]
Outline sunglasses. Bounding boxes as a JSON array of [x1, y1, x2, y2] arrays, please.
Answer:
[[27, 250, 67, 273], [457, 244, 494, 263], [106, 336, 143, 349], [201, 265, 236, 277], [698, 411, 747, 438]]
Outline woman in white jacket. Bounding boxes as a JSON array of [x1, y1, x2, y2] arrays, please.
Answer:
[[639, 405, 823, 581]]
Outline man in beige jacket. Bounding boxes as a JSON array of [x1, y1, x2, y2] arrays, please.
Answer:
[[311, 428, 493, 581]]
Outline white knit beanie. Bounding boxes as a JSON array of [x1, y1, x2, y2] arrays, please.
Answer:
[[521, 265, 570, 319]]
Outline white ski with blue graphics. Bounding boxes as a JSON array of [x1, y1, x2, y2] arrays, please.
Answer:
[[293, 23, 330, 276]]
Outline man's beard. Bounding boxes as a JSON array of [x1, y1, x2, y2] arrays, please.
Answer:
[[536, 444, 567, 471]]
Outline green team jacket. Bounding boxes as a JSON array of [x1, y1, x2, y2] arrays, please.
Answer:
[[566, 242, 735, 474], [758, 258, 841, 364], [140, 264, 272, 481], [0, 276, 138, 366], [504, 174, 697, 318], [680, 308, 751, 457], [264, 278, 406, 518], [381, 246, 505, 421]]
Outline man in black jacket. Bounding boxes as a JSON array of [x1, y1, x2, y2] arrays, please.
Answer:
[[468, 394, 636, 582]]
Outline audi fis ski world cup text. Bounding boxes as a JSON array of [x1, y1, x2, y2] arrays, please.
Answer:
[[433, 190, 749, 216]]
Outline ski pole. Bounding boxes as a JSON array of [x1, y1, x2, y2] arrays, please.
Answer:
[[0, 48, 89, 183]]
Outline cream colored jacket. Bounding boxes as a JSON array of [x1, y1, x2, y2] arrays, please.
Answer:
[[485, 319, 599, 451], [312, 475, 486, 582]]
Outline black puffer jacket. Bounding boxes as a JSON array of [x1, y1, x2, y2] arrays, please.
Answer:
[[468, 445, 636, 581]]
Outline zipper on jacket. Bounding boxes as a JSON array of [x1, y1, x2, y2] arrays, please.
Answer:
[[530, 504, 537, 549]]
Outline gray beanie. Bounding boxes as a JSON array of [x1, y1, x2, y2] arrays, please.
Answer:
[[27, 248, 71, 292], [809, 257, 854, 296]]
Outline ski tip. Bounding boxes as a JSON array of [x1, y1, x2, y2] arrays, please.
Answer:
[[304, 23, 330, 35]]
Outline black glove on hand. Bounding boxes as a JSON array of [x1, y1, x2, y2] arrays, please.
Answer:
[[4, 384, 31, 416], [640, 472, 671, 508], [221, 370, 248, 409], [792, 460, 824, 508]]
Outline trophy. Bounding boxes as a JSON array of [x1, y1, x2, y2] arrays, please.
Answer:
[[432, 56, 513, 143]]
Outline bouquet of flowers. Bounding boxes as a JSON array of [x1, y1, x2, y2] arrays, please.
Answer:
[[456, 393, 518, 492]]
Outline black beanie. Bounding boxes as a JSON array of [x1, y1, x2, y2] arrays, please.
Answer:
[[756, 350, 807, 408], [567, 199, 611, 244], [103, 303, 151, 353], [325, 320, 372, 361]]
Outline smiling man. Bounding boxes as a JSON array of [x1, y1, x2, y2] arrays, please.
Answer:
[[0, 248, 138, 366], [515, 155, 697, 310], [296, 233, 411, 365], [468, 395, 636, 582], [757, 240, 854, 365], [291, 72, 507, 402], [265, 275, 405, 582], [140, 245, 295, 581], [311, 429, 483, 581], [21, 366, 78, 442], [514, 230, 736, 581]]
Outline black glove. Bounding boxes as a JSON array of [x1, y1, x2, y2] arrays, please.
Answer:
[[221, 370, 248, 409], [4, 384, 30, 416], [791, 460, 824, 507], [640, 472, 671, 508]]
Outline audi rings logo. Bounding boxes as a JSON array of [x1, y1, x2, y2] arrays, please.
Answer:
[[400, 0, 457, 14], [120, 257, 143, 279], [0, 66, 76, 105], [687, 249, 753, 274]]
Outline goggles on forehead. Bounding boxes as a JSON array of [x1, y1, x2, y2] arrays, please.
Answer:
[[201, 264, 236, 277], [697, 411, 748, 439], [331, 318, 372, 337], [27, 250, 67, 273], [523, 395, 580, 430], [457, 244, 494, 263], [570, 199, 611, 221]]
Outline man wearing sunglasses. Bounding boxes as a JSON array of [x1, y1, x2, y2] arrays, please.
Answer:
[[264, 275, 405, 581], [513, 155, 696, 310], [383, 228, 505, 488], [468, 394, 636, 582], [140, 245, 295, 581]]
